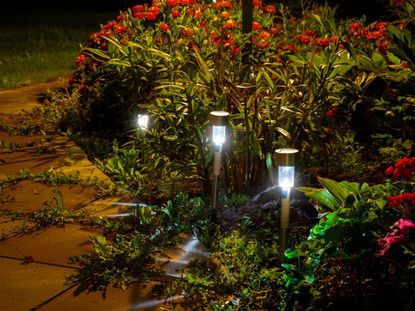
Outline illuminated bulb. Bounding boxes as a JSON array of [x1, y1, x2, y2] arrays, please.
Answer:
[[209, 111, 229, 145], [212, 125, 226, 145], [137, 114, 149, 130], [278, 166, 295, 188]]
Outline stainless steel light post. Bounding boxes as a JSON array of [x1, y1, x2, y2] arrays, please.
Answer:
[[209, 111, 229, 220], [275, 148, 299, 262]]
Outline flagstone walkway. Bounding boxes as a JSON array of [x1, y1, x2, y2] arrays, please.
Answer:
[[0, 81, 207, 310]]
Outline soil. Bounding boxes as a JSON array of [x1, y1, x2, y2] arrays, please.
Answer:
[[216, 185, 319, 235]]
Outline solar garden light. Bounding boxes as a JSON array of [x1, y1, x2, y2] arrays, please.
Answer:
[[137, 113, 149, 131], [274, 148, 299, 262], [209, 111, 229, 220]]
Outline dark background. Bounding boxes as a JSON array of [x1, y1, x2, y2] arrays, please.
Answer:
[[0, 0, 389, 18]]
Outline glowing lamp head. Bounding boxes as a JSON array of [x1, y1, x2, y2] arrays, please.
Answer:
[[209, 111, 229, 145], [137, 114, 149, 130], [275, 148, 299, 189]]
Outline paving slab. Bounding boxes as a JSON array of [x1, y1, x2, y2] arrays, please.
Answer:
[[0, 224, 100, 266], [0, 80, 67, 114], [39, 280, 184, 311], [84, 196, 138, 216], [0, 215, 36, 240], [0, 257, 74, 311], [0, 150, 67, 178], [156, 234, 209, 278], [0, 180, 99, 212], [0, 132, 47, 149], [58, 158, 111, 182]]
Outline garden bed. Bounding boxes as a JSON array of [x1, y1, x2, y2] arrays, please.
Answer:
[[37, 0, 415, 309]]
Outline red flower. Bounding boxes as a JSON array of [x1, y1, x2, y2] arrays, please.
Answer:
[[271, 27, 279, 34], [75, 54, 86, 67], [230, 45, 240, 54], [303, 30, 314, 36], [166, 0, 178, 6], [350, 23, 362, 36], [385, 166, 394, 176], [325, 107, 337, 117], [388, 192, 415, 208], [220, 11, 231, 19], [172, 8, 181, 18], [223, 19, 237, 29], [133, 5, 145, 13], [253, 0, 262, 7], [315, 38, 329, 46], [330, 36, 338, 42], [258, 30, 271, 40], [160, 23, 170, 32], [134, 12, 145, 19], [146, 6, 160, 20], [350, 23, 361, 32], [214, 0, 232, 9], [252, 21, 261, 31], [298, 34, 312, 44], [264, 4, 276, 14], [366, 31, 383, 40], [182, 28, 195, 37], [392, 156, 415, 180], [282, 44, 294, 52], [378, 41, 389, 54]]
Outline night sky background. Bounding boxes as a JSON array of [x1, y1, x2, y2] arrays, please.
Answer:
[[0, 0, 389, 19]]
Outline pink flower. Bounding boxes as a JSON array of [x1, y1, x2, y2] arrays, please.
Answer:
[[396, 218, 415, 235], [378, 218, 415, 256]]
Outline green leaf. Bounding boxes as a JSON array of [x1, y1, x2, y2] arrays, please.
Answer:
[[319, 178, 360, 206], [387, 51, 401, 65], [298, 187, 338, 212], [371, 52, 386, 71]]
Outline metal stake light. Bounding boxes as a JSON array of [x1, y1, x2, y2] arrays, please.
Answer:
[[209, 111, 229, 220], [275, 148, 298, 262]]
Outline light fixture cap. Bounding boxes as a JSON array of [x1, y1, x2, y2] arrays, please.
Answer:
[[274, 148, 299, 166], [209, 111, 229, 126]]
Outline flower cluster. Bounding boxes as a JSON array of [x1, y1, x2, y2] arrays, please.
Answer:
[[88, 20, 128, 48], [388, 192, 415, 207], [349, 21, 389, 53], [385, 156, 415, 180], [378, 218, 415, 256], [133, 4, 161, 20], [75, 54, 86, 67]]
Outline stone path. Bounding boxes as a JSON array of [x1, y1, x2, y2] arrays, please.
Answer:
[[0, 81, 207, 310]]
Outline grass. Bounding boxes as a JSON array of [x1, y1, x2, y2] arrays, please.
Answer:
[[0, 10, 118, 90]]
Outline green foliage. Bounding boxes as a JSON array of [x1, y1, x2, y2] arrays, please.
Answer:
[[32, 190, 80, 227], [69, 232, 156, 292], [170, 230, 287, 310], [96, 144, 201, 202], [283, 175, 415, 309], [68, 193, 211, 291]]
